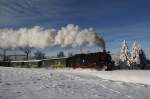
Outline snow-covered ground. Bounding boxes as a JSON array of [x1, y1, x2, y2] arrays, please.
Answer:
[[0, 67, 150, 99]]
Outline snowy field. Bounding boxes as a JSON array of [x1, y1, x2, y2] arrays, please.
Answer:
[[0, 67, 150, 99]]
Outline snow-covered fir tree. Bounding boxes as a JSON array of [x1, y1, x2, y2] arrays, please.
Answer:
[[118, 40, 147, 69], [131, 42, 136, 61], [119, 40, 131, 66], [131, 42, 141, 64]]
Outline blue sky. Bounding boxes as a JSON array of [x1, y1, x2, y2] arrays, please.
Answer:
[[0, 0, 150, 58]]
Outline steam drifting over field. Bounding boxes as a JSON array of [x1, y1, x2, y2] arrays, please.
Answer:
[[0, 24, 105, 50]]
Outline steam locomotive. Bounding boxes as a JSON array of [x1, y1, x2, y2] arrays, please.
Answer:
[[66, 50, 114, 70], [0, 50, 114, 70]]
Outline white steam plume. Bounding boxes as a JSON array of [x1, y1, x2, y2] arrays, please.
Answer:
[[0, 24, 105, 50], [0, 26, 56, 49], [55, 24, 105, 50]]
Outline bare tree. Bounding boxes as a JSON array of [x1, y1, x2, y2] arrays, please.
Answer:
[[57, 51, 65, 57], [21, 47, 32, 60], [3, 49, 7, 61], [34, 50, 45, 59], [2, 49, 10, 61]]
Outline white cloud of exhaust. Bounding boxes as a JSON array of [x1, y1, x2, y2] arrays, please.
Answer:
[[0, 24, 105, 50]]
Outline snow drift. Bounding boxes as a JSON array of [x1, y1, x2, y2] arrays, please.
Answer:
[[0, 24, 105, 50]]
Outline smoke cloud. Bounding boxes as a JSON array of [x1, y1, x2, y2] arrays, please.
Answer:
[[0, 24, 105, 50]]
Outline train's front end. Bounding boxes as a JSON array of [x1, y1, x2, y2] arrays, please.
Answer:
[[97, 50, 114, 70]]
